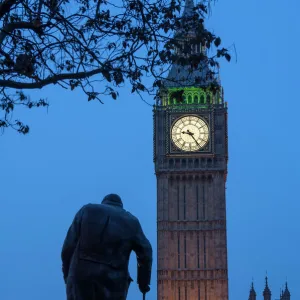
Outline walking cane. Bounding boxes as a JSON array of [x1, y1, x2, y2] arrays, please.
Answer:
[[143, 292, 146, 300]]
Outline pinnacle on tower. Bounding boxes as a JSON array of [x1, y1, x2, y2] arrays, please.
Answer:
[[263, 276, 272, 300], [282, 282, 291, 300], [248, 281, 257, 300]]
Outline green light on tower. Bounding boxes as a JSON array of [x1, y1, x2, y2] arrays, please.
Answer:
[[163, 86, 222, 107]]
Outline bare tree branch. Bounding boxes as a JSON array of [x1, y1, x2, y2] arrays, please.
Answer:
[[0, 0, 230, 134], [0, 67, 104, 89], [0, 21, 42, 45], [0, 0, 19, 20]]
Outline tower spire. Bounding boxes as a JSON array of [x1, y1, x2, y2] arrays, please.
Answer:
[[263, 276, 272, 300], [248, 281, 257, 300], [183, 0, 195, 17], [282, 281, 291, 300], [164, 0, 216, 88]]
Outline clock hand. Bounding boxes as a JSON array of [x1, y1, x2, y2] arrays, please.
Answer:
[[182, 130, 200, 146], [187, 129, 194, 135], [182, 130, 194, 136], [190, 134, 201, 147]]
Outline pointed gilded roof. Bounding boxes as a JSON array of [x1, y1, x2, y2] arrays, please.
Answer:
[[164, 0, 216, 88]]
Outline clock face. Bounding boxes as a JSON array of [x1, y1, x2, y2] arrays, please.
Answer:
[[171, 115, 209, 152]]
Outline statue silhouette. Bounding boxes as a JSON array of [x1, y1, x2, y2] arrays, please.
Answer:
[[61, 194, 152, 300]]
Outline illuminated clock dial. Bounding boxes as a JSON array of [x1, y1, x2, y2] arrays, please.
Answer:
[[171, 115, 209, 152]]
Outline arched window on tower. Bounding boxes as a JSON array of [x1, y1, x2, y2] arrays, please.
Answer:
[[188, 95, 192, 104], [194, 95, 199, 104], [200, 95, 205, 104]]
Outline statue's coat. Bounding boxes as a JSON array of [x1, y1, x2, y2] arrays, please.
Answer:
[[61, 199, 152, 300]]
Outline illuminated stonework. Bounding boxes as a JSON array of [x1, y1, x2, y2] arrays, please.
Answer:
[[161, 87, 222, 106]]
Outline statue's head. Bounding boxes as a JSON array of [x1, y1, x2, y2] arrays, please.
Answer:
[[102, 193, 123, 208]]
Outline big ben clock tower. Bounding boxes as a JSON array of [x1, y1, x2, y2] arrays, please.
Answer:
[[153, 1, 229, 299]]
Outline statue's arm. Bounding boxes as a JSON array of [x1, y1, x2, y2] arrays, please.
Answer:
[[132, 220, 153, 289], [61, 206, 85, 282]]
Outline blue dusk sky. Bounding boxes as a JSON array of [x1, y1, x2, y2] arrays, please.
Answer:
[[1, 0, 299, 299]]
